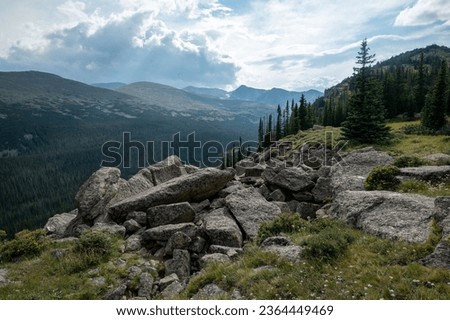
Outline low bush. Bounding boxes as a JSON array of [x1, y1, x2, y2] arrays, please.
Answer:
[[256, 213, 310, 244], [0, 229, 48, 263], [74, 230, 114, 257], [365, 165, 401, 191], [302, 227, 355, 262]]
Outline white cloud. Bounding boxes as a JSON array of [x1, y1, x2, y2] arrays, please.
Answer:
[[0, 0, 449, 91], [395, 0, 450, 26]]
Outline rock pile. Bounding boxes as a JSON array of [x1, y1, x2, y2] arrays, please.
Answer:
[[44, 143, 450, 299]]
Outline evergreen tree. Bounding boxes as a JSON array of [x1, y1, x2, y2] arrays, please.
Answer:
[[258, 118, 264, 150], [298, 94, 308, 130], [275, 104, 282, 140], [284, 100, 290, 135], [342, 39, 390, 143], [415, 52, 427, 114], [422, 60, 448, 131]]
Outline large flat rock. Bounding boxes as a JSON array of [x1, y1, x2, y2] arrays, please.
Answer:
[[399, 166, 450, 183], [108, 168, 234, 222], [330, 190, 434, 243], [225, 188, 281, 239]]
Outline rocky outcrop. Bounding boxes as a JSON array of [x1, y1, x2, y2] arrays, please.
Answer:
[[109, 168, 234, 222], [398, 166, 450, 183], [330, 147, 394, 195], [330, 190, 434, 243], [204, 208, 243, 248], [421, 197, 450, 268]]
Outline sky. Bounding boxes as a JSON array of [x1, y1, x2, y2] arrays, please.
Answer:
[[0, 0, 449, 92]]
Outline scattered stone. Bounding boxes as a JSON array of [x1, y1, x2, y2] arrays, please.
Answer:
[[125, 234, 142, 252], [143, 223, 199, 242], [159, 273, 180, 291], [199, 253, 231, 267], [225, 188, 281, 239], [92, 223, 126, 238], [164, 232, 192, 255], [123, 219, 141, 234], [91, 277, 106, 286], [231, 289, 243, 300], [269, 189, 286, 202], [50, 248, 69, 260], [272, 201, 291, 213], [204, 208, 243, 248], [104, 283, 127, 300], [330, 190, 434, 243], [210, 198, 225, 209], [209, 245, 243, 258], [147, 202, 195, 227], [160, 281, 185, 298], [292, 191, 314, 202], [191, 200, 211, 213], [260, 236, 302, 263], [165, 249, 191, 279], [244, 165, 266, 177], [192, 284, 226, 300], [258, 184, 271, 200], [189, 236, 207, 253], [138, 272, 154, 299]]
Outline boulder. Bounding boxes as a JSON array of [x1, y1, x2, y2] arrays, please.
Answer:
[[92, 223, 126, 238], [204, 208, 243, 248], [160, 281, 185, 298], [75, 167, 121, 222], [123, 219, 141, 234], [424, 153, 450, 163], [165, 249, 191, 279], [272, 201, 291, 213], [235, 159, 257, 176], [125, 234, 143, 252], [311, 177, 332, 203], [44, 210, 77, 238], [330, 147, 394, 195], [192, 284, 226, 300], [294, 202, 321, 219], [109, 170, 155, 205], [108, 168, 234, 222], [330, 190, 434, 243], [209, 245, 243, 258], [225, 188, 281, 239], [164, 232, 192, 255], [399, 166, 450, 183], [244, 165, 266, 177], [104, 283, 127, 300], [147, 202, 195, 227], [137, 272, 154, 299], [142, 223, 200, 242], [258, 184, 271, 200], [199, 253, 231, 267], [260, 236, 302, 263], [159, 273, 180, 291], [262, 167, 314, 192], [269, 189, 286, 202], [292, 191, 314, 202]]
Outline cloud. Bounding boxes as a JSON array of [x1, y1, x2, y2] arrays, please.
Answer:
[[395, 0, 450, 26], [0, 2, 238, 88]]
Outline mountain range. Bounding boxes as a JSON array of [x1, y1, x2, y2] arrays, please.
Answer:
[[0, 71, 322, 236]]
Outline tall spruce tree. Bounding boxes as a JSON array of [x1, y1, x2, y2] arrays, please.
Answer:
[[299, 94, 308, 130], [275, 104, 282, 140], [422, 60, 448, 131], [415, 52, 427, 114], [342, 39, 390, 143]]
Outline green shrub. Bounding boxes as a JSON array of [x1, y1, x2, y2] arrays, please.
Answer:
[[402, 124, 436, 135], [394, 155, 426, 168], [0, 229, 48, 263], [74, 230, 113, 257], [256, 213, 309, 244], [365, 165, 401, 191], [302, 227, 355, 262], [0, 230, 6, 242]]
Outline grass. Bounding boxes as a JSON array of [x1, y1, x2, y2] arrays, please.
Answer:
[[0, 231, 129, 299], [179, 216, 450, 300], [397, 180, 450, 197]]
